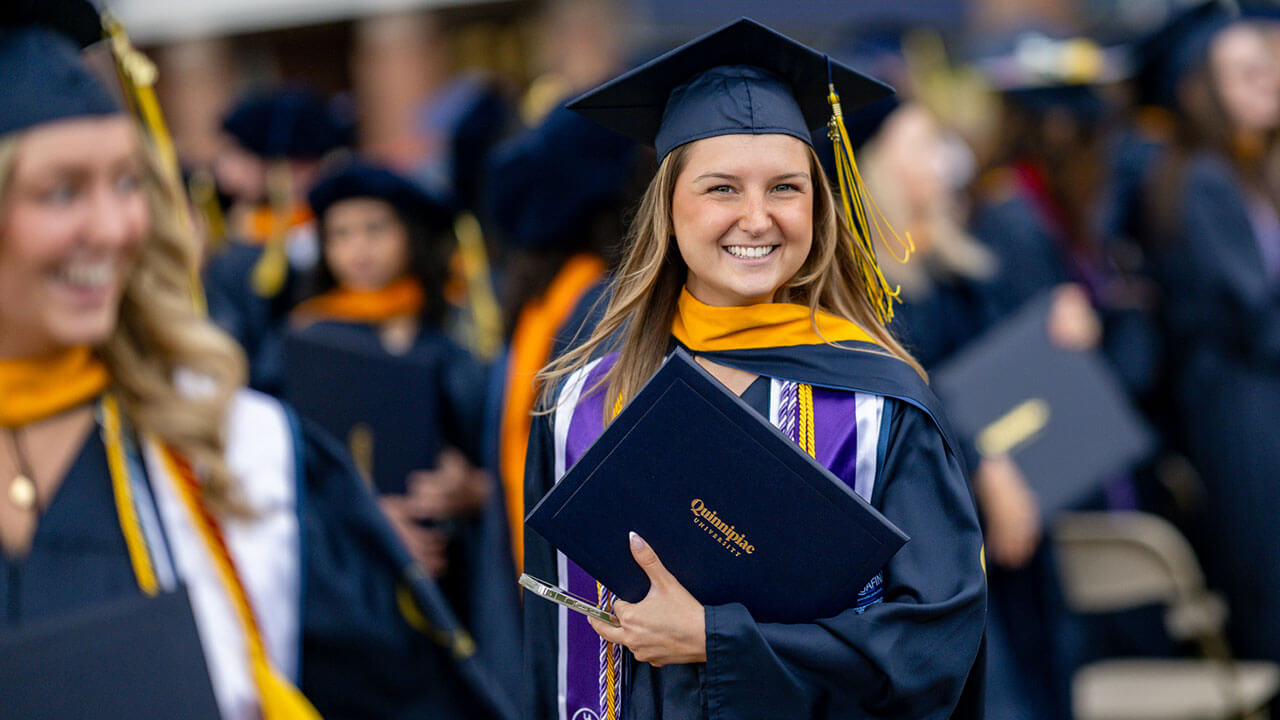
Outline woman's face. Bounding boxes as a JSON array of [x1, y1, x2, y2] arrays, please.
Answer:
[[1211, 24, 1280, 134], [0, 116, 149, 359], [671, 133, 813, 307], [323, 197, 411, 291], [873, 105, 952, 228]]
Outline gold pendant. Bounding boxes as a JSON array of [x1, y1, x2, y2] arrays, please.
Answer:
[[8, 475, 35, 510]]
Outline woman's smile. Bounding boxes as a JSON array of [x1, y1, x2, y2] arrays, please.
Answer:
[[723, 244, 779, 260]]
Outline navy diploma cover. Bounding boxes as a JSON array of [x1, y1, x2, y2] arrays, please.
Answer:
[[527, 349, 908, 623]]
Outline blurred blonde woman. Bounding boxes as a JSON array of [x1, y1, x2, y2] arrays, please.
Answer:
[[0, 4, 516, 719]]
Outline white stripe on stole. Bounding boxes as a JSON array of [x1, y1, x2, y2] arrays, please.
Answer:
[[145, 390, 301, 720], [853, 393, 884, 502], [768, 377, 783, 428], [553, 359, 601, 720], [147, 437, 257, 720]]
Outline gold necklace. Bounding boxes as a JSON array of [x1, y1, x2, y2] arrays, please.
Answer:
[[6, 427, 37, 511]]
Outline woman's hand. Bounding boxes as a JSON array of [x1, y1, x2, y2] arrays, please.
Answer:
[[974, 454, 1042, 570], [405, 448, 493, 521], [1047, 283, 1102, 350], [378, 495, 449, 577], [587, 533, 707, 667]]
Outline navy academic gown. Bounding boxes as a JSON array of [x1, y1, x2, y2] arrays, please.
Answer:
[[203, 243, 301, 395], [523, 342, 987, 720], [1152, 151, 1280, 665], [290, 319, 524, 704], [0, 411, 517, 720], [968, 184, 1089, 720]]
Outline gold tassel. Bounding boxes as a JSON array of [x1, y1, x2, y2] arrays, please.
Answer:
[[188, 168, 228, 254], [250, 161, 293, 298], [452, 212, 503, 361], [826, 83, 914, 326], [102, 14, 207, 315]]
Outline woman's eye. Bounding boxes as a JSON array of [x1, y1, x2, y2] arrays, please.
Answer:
[[43, 185, 78, 205], [773, 183, 800, 193], [114, 172, 143, 195], [708, 185, 735, 194]]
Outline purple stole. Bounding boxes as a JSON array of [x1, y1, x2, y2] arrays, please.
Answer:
[[553, 355, 885, 720]]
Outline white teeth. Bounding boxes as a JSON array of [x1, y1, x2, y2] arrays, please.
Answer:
[[57, 263, 112, 288], [725, 245, 776, 259]]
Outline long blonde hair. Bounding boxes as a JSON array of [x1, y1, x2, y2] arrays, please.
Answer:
[[0, 130, 249, 515], [538, 139, 925, 419]]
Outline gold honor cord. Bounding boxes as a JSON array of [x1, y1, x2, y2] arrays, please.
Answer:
[[825, 84, 914, 326], [103, 394, 161, 597], [453, 212, 504, 361], [102, 15, 208, 315]]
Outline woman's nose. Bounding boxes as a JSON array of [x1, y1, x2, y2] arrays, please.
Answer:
[[737, 192, 772, 236], [85, 186, 141, 249]]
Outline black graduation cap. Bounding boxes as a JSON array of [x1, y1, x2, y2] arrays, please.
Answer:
[[810, 95, 900, 185], [308, 159, 453, 230], [221, 88, 352, 160], [1131, 1, 1237, 109], [566, 17, 894, 159], [974, 33, 1123, 124], [484, 104, 638, 251], [0, 0, 121, 137]]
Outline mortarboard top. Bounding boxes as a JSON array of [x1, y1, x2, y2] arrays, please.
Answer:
[[485, 104, 638, 251], [975, 33, 1124, 123], [810, 95, 899, 185], [308, 159, 453, 230], [840, 95, 901, 151], [566, 17, 894, 160], [1132, 1, 1232, 109], [0, 0, 121, 138], [1127, 1, 1280, 110], [222, 88, 352, 160]]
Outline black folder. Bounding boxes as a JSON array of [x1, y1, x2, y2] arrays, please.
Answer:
[[526, 348, 908, 624], [282, 325, 442, 494], [932, 292, 1156, 517], [0, 587, 221, 720]]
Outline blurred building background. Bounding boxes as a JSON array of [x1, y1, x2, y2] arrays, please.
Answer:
[[108, 0, 1190, 171]]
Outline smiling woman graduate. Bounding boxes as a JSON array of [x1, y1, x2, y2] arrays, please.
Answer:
[[0, 3, 515, 719], [521, 18, 987, 720]]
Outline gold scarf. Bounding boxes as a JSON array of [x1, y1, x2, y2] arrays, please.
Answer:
[[0, 347, 110, 428], [499, 253, 606, 572], [292, 277, 425, 324], [671, 287, 878, 351], [240, 205, 314, 246]]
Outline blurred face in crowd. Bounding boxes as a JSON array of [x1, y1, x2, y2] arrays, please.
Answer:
[[671, 133, 813, 307], [323, 197, 411, 291], [0, 116, 149, 359], [877, 105, 947, 215], [213, 139, 267, 204], [1211, 24, 1280, 134]]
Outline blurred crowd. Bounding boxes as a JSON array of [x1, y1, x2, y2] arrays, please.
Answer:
[[138, 0, 1280, 716]]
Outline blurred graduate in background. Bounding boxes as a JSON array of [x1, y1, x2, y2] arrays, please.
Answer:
[[1139, 0, 1280, 674], [0, 2, 517, 717], [203, 88, 352, 394], [963, 32, 1138, 720], [287, 158, 521, 698], [484, 103, 643, 574], [481, 0, 647, 575]]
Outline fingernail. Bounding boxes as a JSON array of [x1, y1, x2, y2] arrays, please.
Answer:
[[629, 531, 644, 550]]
